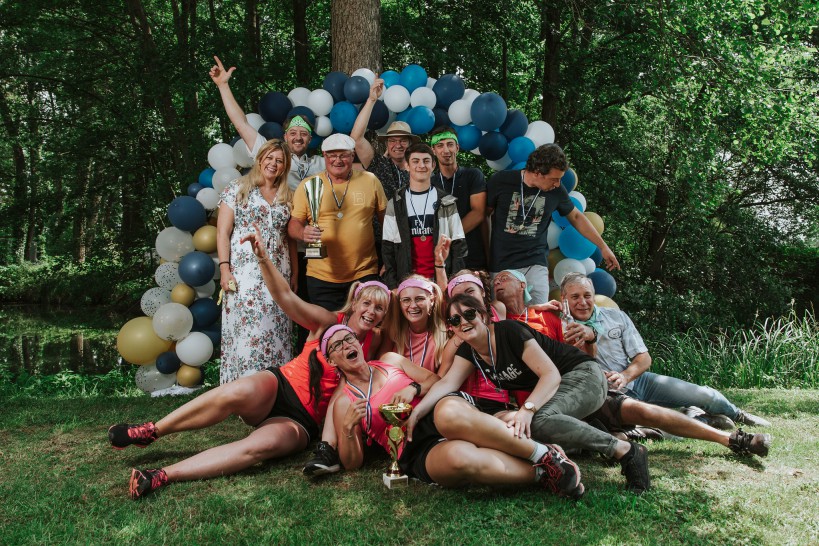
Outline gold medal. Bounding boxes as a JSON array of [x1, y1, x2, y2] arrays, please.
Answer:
[[420, 235, 427, 242]]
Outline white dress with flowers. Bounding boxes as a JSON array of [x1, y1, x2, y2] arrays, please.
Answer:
[[219, 183, 292, 384]]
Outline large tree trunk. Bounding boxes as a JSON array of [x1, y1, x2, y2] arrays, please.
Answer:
[[0, 90, 27, 263], [331, 0, 381, 73], [539, 0, 561, 129], [293, 0, 310, 85]]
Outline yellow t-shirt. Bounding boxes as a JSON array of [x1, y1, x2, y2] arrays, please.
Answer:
[[292, 170, 387, 283]]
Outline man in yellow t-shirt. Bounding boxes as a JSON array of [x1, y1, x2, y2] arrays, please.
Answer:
[[288, 133, 388, 311]]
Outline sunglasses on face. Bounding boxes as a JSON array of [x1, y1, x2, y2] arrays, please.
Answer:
[[447, 308, 478, 327], [327, 333, 357, 354]]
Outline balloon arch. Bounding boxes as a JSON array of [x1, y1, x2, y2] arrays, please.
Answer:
[[117, 63, 618, 394]]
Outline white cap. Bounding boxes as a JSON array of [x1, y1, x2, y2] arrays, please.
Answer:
[[321, 133, 356, 152]]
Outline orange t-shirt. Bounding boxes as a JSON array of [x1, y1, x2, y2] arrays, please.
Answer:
[[279, 339, 339, 423]]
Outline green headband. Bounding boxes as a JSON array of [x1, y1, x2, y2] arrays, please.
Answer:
[[430, 131, 459, 147], [286, 116, 312, 134]]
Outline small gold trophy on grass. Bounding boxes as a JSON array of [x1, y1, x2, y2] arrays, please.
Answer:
[[304, 176, 327, 259], [379, 402, 413, 489]]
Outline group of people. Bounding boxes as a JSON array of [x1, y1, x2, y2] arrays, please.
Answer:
[[107, 58, 772, 500]]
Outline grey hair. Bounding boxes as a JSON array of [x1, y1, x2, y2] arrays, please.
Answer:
[[560, 272, 595, 295]]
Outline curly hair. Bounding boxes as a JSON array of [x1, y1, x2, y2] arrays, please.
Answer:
[[525, 143, 567, 175]]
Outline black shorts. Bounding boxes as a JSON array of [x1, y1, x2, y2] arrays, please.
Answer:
[[451, 391, 514, 415], [585, 390, 632, 433], [259, 367, 320, 441], [398, 412, 445, 484]]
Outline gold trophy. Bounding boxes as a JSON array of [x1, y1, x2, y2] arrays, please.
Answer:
[[304, 176, 327, 259], [379, 402, 413, 489]]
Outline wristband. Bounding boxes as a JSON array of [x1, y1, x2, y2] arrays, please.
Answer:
[[434, 265, 445, 269], [219, 261, 230, 266], [410, 381, 422, 397], [587, 328, 598, 344]]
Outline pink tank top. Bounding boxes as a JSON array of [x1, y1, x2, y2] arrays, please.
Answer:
[[459, 305, 509, 403], [404, 330, 437, 372]]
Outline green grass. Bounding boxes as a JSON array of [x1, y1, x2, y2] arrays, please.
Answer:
[[1, 390, 817, 545]]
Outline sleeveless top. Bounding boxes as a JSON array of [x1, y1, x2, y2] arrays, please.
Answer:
[[278, 339, 339, 423]]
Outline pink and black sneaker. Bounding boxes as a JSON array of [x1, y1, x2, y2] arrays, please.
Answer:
[[129, 468, 169, 499], [536, 444, 585, 500], [108, 422, 158, 450]]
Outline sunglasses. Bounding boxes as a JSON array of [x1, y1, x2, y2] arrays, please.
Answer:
[[447, 308, 478, 327], [327, 333, 357, 354]]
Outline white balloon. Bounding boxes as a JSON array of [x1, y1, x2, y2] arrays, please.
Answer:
[[486, 153, 512, 172], [315, 115, 334, 137], [288, 87, 312, 107], [569, 191, 586, 212], [232, 140, 254, 168], [553, 258, 586, 285], [448, 99, 472, 126], [547, 223, 563, 250], [383, 85, 411, 113], [352, 68, 376, 86], [135, 364, 177, 393], [308, 89, 334, 117], [152, 302, 194, 341], [154, 262, 182, 290], [525, 120, 556, 147], [581, 258, 597, 274], [195, 279, 216, 299], [246, 113, 265, 130], [426, 77, 437, 89], [462, 89, 480, 104], [141, 287, 172, 317], [410, 87, 437, 109], [156, 228, 194, 262], [176, 332, 214, 367], [471, 147, 481, 156], [207, 143, 235, 170], [212, 167, 241, 195], [196, 188, 220, 211]]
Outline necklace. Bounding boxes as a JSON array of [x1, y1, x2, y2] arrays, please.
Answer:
[[469, 328, 501, 392], [516, 171, 542, 232], [346, 366, 374, 432], [407, 330, 430, 367], [439, 167, 458, 195], [407, 186, 433, 242], [328, 172, 351, 219]]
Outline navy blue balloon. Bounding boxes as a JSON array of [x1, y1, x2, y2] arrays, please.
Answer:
[[198, 168, 215, 188], [344, 75, 371, 104], [323, 71, 349, 103], [229, 135, 242, 146], [168, 196, 207, 232], [589, 268, 617, 298], [258, 91, 292, 123], [454, 124, 480, 151], [187, 183, 203, 198], [178, 251, 215, 287], [368, 100, 390, 130], [508, 136, 536, 164], [258, 122, 284, 140], [406, 106, 436, 135], [590, 246, 603, 266], [478, 131, 509, 161], [308, 135, 323, 150], [432, 74, 466, 108], [286, 106, 316, 127], [500, 109, 529, 140], [432, 107, 450, 129], [561, 168, 578, 193], [196, 323, 222, 346], [471, 93, 508, 131], [381, 70, 400, 88], [399, 64, 428, 93], [189, 297, 220, 329], [329, 101, 358, 134], [155, 351, 181, 374]]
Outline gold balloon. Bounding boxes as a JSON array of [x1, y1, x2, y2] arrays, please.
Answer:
[[193, 225, 218, 253], [549, 288, 562, 302], [594, 295, 619, 309], [171, 283, 196, 306], [548, 248, 565, 276], [176, 364, 203, 387], [117, 316, 172, 365], [584, 211, 605, 235]]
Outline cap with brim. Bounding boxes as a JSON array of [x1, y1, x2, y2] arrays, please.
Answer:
[[377, 121, 421, 143], [321, 133, 356, 152]]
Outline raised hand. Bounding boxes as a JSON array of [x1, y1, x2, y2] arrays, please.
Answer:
[[209, 55, 236, 86], [239, 223, 269, 262]]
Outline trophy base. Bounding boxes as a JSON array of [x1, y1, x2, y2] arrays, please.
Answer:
[[305, 245, 327, 259], [383, 473, 409, 489]]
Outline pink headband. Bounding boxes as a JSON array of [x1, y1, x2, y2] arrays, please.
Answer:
[[354, 280, 391, 300], [446, 274, 484, 297], [320, 324, 356, 355], [397, 278, 434, 295]]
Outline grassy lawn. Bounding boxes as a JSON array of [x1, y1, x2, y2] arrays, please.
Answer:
[[1, 389, 817, 545]]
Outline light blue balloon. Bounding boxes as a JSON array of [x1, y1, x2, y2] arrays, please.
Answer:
[[508, 136, 536, 164], [558, 225, 595, 260], [399, 64, 428, 93]]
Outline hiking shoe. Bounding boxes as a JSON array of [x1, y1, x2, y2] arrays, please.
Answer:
[[620, 442, 650, 495], [734, 410, 771, 427], [303, 441, 341, 477], [702, 413, 736, 431], [535, 444, 585, 500], [108, 422, 158, 450], [624, 426, 666, 442], [729, 428, 771, 457], [129, 468, 168, 499]]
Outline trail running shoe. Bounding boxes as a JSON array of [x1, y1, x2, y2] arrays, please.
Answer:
[[729, 428, 771, 457], [535, 444, 585, 500], [624, 426, 666, 442], [129, 468, 168, 499], [108, 422, 158, 450], [620, 442, 651, 495], [302, 441, 341, 477], [734, 410, 771, 428]]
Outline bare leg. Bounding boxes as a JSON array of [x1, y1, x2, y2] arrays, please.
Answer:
[[620, 399, 729, 446], [424, 440, 536, 487], [156, 371, 279, 437], [163, 417, 309, 482]]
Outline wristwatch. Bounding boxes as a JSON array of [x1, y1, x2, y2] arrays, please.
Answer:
[[410, 382, 422, 397], [522, 401, 536, 412], [587, 327, 598, 344]]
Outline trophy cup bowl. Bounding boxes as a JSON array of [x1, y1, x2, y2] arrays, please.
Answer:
[[379, 402, 413, 488], [304, 176, 327, 259]]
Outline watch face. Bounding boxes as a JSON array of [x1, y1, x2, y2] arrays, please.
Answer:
[[524, 402, 535, 410]]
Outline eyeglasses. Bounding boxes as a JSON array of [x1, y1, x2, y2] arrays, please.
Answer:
[[327, 333, 357, 354], [387, 137, 410, 146], [447, 308, 478, 327], [325, 152, 353, 161]]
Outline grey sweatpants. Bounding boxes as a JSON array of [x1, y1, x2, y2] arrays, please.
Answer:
[[530, 360, 619, 458]]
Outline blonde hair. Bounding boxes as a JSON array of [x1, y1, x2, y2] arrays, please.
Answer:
[[338, 280, 391, 322], [385, 274, 448, 369], [236, 139, 293, 208]]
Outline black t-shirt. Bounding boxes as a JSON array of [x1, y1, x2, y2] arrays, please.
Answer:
[[454, 320, 593, 391], [432, 166, 487, 269], [487, 169, 574, 271]]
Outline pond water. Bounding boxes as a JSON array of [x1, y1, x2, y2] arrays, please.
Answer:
[[0, 305, 131, 375]]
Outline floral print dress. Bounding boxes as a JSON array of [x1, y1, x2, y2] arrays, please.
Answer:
[[219, 183, 292, 384]]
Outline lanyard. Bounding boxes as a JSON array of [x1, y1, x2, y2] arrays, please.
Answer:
[[346, 366, 374, 432], [408, 331, 430, 367], [517, 171, 542, 231], [470, 328, 501, 392], [439, 167, 458, 194]]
